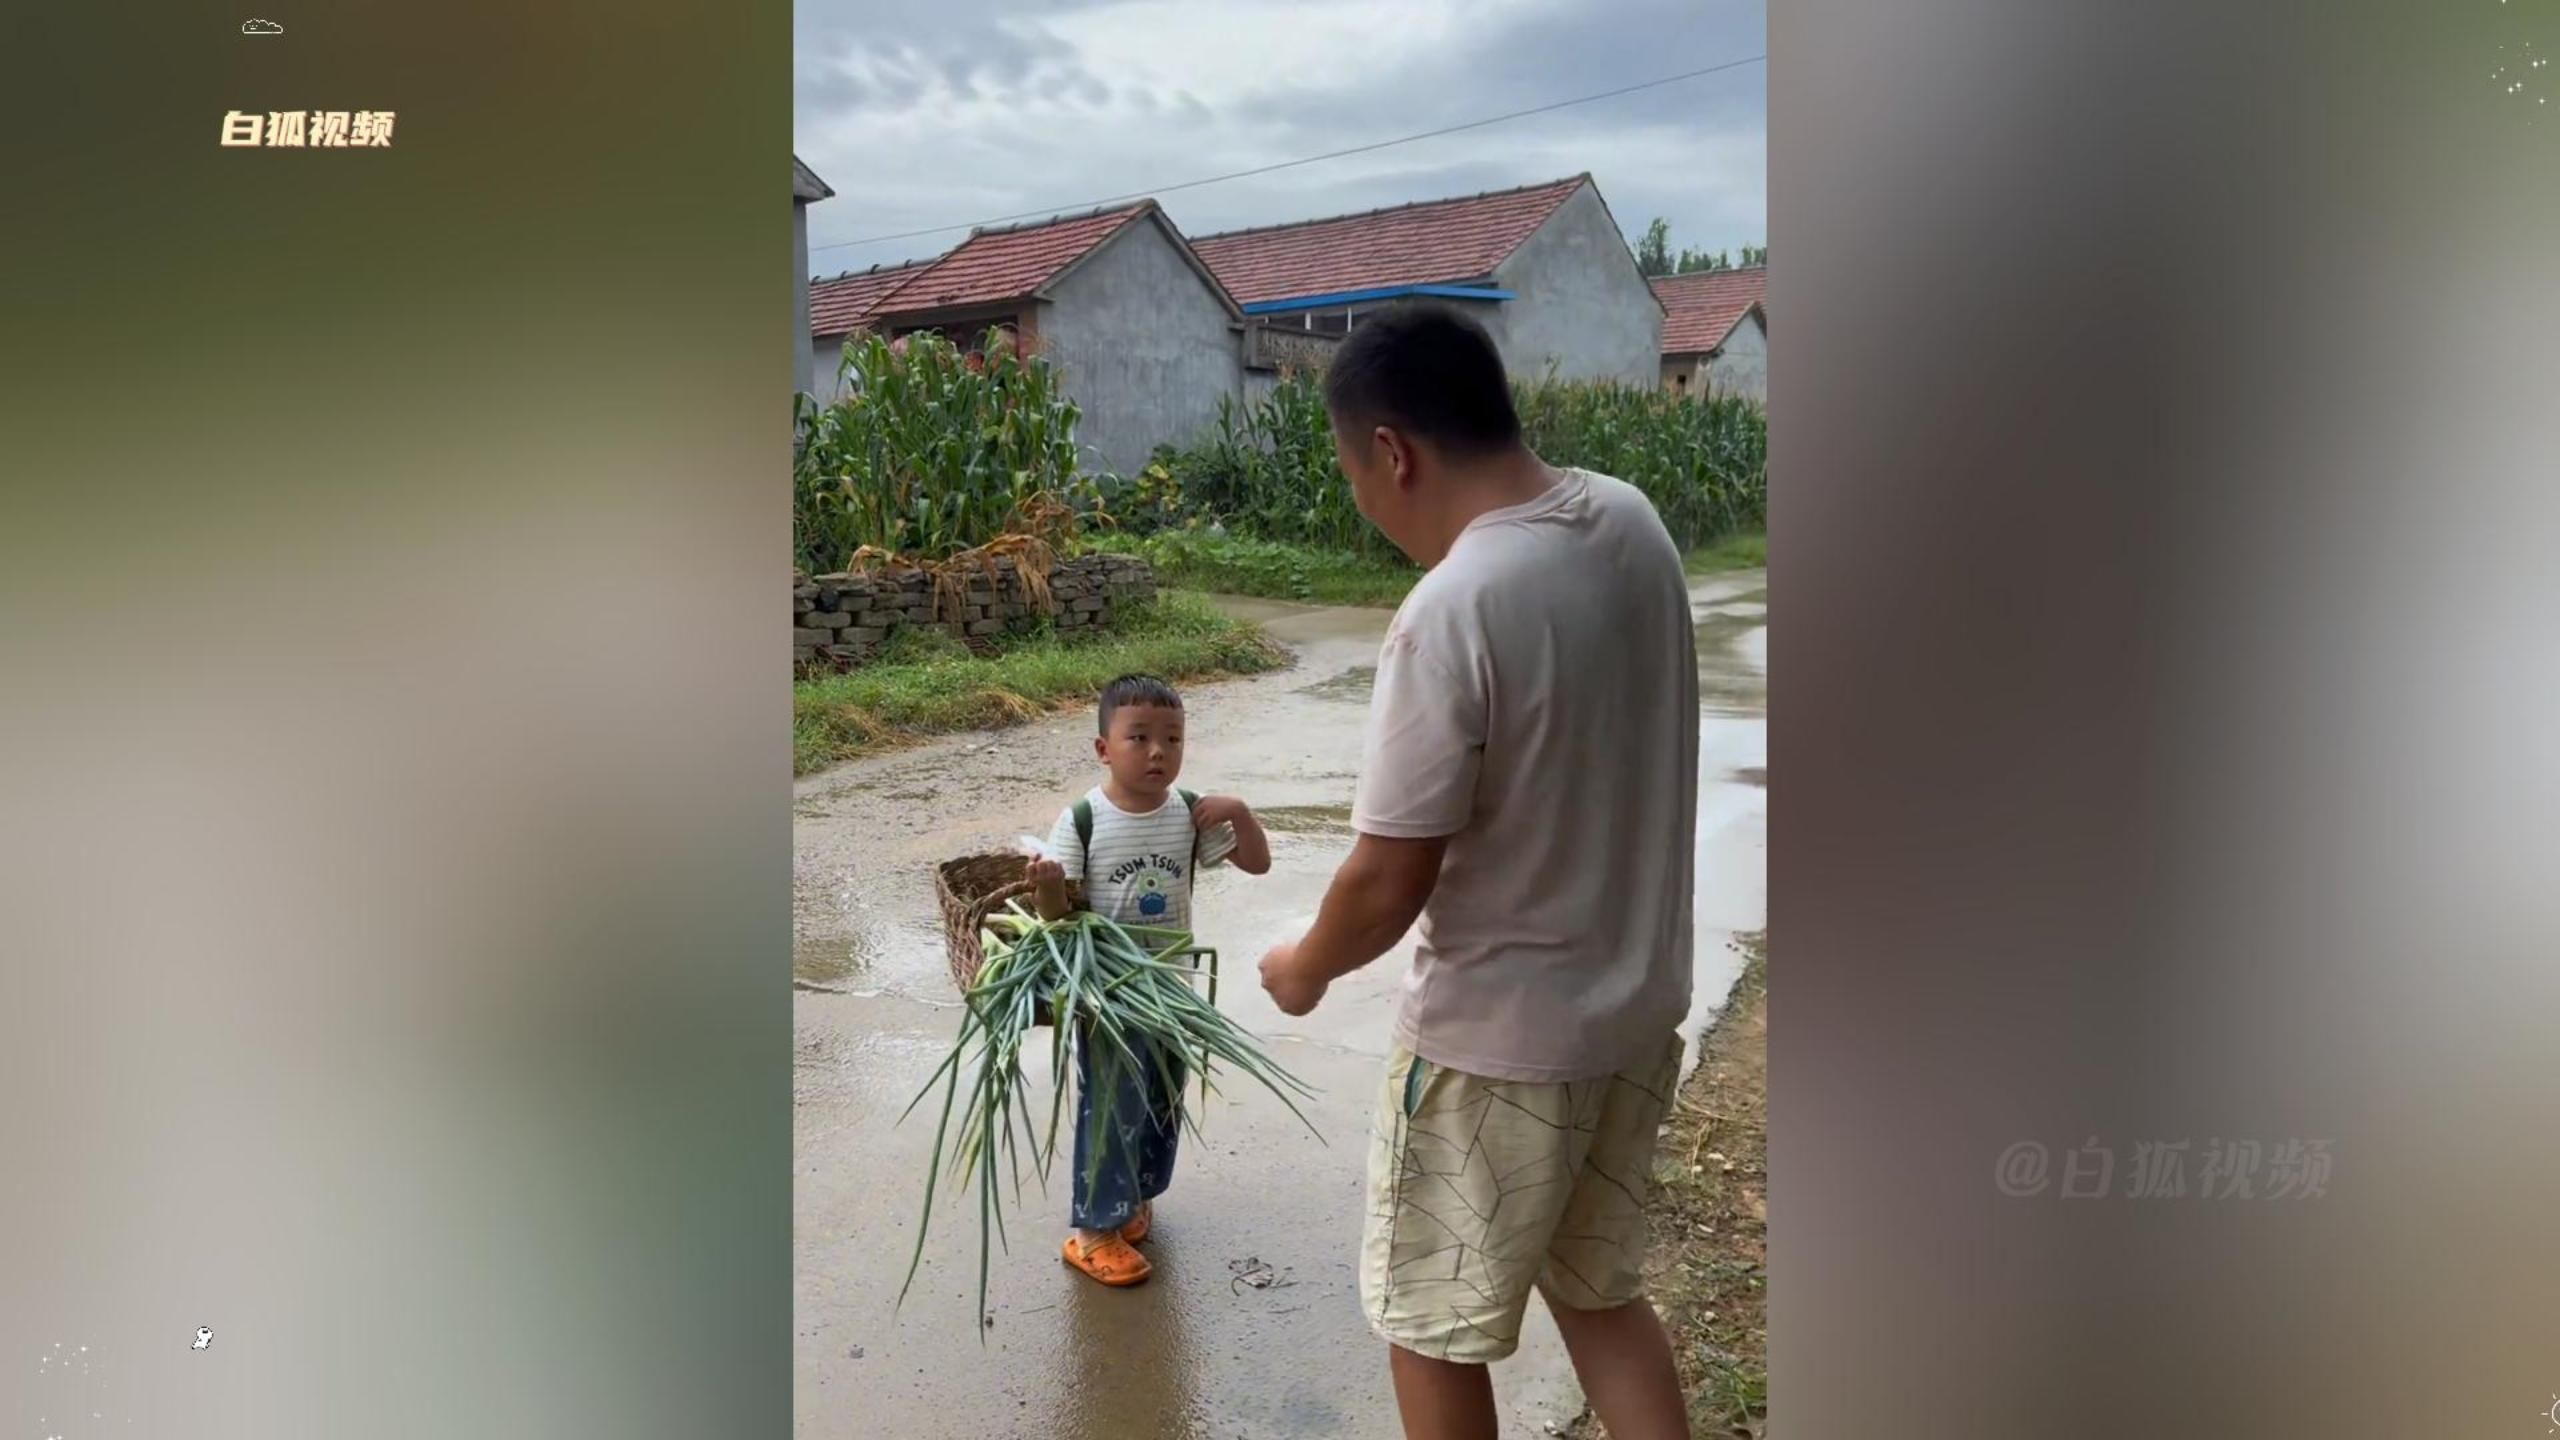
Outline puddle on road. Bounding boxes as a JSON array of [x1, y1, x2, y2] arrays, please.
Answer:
[[795, 930, 879, 986], [1253, 803, 1355, 835], [1696, 609, 1768, 715], [1294, 666, 1375, 702]]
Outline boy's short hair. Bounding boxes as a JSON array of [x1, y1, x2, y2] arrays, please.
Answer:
[[1322, 304, 1522, 458], [1098, 674, 1183, 735]]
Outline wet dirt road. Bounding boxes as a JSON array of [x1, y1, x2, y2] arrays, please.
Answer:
[[793, 574, 1766, 1440]]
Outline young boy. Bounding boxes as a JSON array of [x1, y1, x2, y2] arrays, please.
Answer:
[[1023, 674, 1271, 1286]]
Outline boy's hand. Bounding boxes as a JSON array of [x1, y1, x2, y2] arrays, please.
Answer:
[[1259, 940, 1329, 1016], [1194, 794, 1274, 877], [1189, 794, 1250, 829], [1025, 855, 1072, 920]]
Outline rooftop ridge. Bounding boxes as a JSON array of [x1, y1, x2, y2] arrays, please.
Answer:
[[1188, 173, 1586, 243], [965, 198, 1154, 241], [817, 257, 936, 284]]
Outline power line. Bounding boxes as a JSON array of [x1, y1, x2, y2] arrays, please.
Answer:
[[809, 54, 1765, 256]]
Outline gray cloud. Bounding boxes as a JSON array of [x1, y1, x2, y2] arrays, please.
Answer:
[[795, 0, 1764, 270]]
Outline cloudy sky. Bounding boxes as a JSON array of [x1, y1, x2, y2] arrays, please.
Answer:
[[795, 0, 1765, 279]]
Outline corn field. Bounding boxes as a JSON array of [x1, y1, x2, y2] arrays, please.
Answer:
[[1129, 372, 1765, 554], [792, 332, 1097, 574], [1513, 379, 1767, 547], [1146, 379, 1394, 558]]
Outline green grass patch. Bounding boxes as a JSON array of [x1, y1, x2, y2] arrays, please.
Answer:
[[1084, 532, 1422, 608], [1090, 527, 1766, 608], [792, 594, 1287, 774], [1685, 529, 1767, 575]]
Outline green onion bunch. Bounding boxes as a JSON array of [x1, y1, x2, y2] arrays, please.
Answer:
[[898, 904, 1321, 1324]]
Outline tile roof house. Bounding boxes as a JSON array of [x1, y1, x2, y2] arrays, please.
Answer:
[[1650, 267, 1766, 403], [1192, 173, 1663, 390], [792, 155, 834, 397], [810, 200, 1245, 476], [807, 259, 932, 382]]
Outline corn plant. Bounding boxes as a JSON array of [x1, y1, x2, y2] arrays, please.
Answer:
[[1155, 376, 1399, 560], [1146, 370, 1767, 557], [792, 331, 1099, 573], [1514, 378, 1767, 547]]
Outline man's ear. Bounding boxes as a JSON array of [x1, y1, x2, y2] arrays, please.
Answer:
[[1387, 428, 1423, 491]]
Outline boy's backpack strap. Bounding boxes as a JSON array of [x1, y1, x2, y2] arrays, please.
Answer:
[[1178, 788, 1200, 865], [1072, 797, 1095, 875]]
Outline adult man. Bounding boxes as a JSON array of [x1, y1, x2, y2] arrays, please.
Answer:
[[1260, 305, 1701, 1440]]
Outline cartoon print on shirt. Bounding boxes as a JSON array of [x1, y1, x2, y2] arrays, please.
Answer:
[[1102, 852, 1188, 921]]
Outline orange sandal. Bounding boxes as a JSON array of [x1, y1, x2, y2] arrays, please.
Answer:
[[1119, 1202, 1152, 1246], [1062, 1232, 1151, 1287]]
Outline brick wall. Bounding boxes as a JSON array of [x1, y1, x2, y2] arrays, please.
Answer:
[[793, 553, 1157, 666]]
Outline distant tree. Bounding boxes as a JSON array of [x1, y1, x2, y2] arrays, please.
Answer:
[[1635, 218, 1769, 275], [1636, 217, 1673, 277]]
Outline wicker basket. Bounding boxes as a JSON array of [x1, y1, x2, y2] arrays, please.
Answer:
[[936, 852, 1027, 992], [935, 852, 1080, 1025]]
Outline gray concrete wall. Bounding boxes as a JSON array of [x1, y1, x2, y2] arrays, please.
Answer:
[[1039, 219, 1243, 477], [1705, 311, 1768, 402], [811, 334, 849, 399], [1488, 185, 1661, 385], [794, 201, 814, 397]]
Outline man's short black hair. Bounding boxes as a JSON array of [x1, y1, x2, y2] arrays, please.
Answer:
[[1098, 673, 1183, 734], [1321, 304, 1522, 456]]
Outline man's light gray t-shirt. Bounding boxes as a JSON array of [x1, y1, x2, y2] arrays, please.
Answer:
[[1352, 470, 1699, 1082]]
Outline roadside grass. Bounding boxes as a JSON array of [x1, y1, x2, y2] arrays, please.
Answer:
[[1088, 528, 1768, 608], [1083, 532, 1420, 607], [1684, 530, 1768, 575], [792, 594, 1287, 774], [1573, 930, 1769, 1440]]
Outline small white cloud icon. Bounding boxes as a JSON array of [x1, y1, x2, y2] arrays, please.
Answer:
[[240, 17, 283, 35]]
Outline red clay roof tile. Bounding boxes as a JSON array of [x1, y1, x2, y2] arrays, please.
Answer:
[[873, 204, 1153, 318], [1190, 176, 1589, 307], [1651, 267, 1765, 355], [809, 260, 933, 337]]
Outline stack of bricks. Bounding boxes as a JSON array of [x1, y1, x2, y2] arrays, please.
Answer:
[[793, 553, 1157, 666]]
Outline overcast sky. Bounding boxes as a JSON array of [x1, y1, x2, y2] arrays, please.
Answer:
[[794, 0, 1765, 279]]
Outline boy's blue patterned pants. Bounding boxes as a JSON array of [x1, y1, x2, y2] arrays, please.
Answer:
[[1071, 1028, 1187, 1230]]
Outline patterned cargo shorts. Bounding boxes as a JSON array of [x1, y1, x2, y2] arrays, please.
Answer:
[[1358, 1033, 1685, 1364]]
